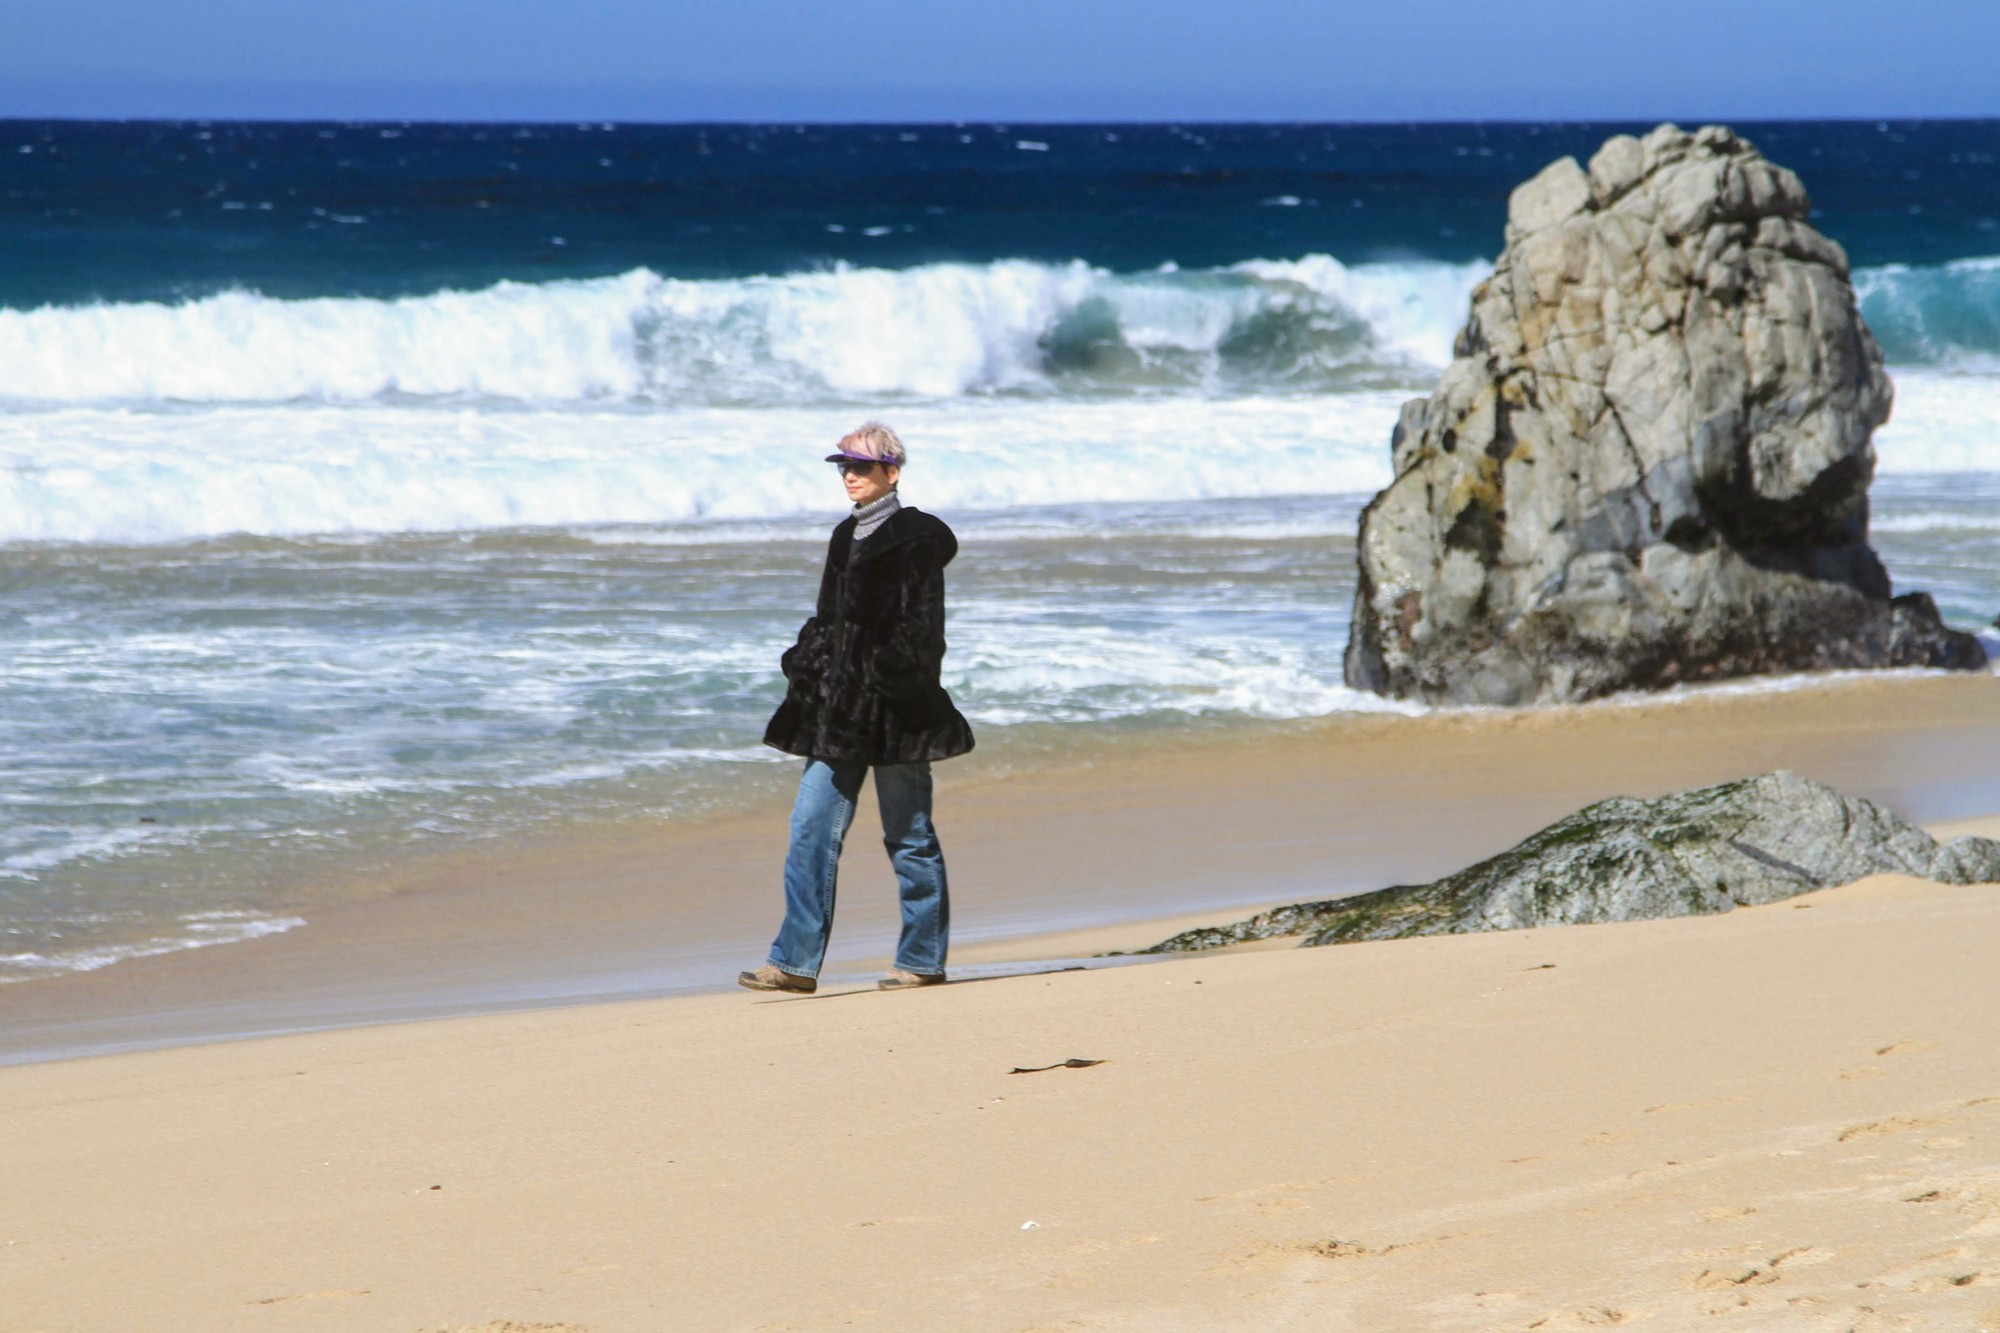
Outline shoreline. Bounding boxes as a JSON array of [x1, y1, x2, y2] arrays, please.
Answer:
[[2, 669, 1997, 1068]]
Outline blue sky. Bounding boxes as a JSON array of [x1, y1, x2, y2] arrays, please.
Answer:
[[4, 0, 1997, 122]]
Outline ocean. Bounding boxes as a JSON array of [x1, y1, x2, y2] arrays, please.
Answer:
[[2, 119, 1997, 982]]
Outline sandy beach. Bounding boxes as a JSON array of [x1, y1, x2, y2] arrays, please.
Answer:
[[0, 672, 1998, 1329], [3, 872, 1998, 1331]]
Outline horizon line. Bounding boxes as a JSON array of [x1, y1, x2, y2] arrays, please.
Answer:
[[8, 112, 2000, 128]]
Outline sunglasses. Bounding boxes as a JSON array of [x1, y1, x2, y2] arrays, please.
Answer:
[[835, 460, 881, 477]]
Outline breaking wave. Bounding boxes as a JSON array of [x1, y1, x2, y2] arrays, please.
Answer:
[[0, 251, 1992, 547], [0, 251, 1994, 410], [1857, 255, 2000, 371], [0, 257, 1485, 407]]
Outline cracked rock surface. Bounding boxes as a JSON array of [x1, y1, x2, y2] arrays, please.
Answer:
[[1140, 771, 2000, 953], [1345, 124, 1985, 705]]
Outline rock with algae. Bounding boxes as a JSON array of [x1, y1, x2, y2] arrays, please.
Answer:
[[1140, 771, 2000, 953]]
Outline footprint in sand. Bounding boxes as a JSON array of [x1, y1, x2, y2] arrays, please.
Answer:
[[417, 1324, 590, 1333], [1257, 1197, 1310, 1215], [1881, 1244, 1977, 1278], [1047, 1233, 1162, 1260], [1194, 1180, 1325, 1203], [1525, 1306, 1629, 1328], [1839, 1116, 1940, 1142], [250, 1289, 370, 1306], [1644, 1096, 1747, 1114], [1691, 1266, 1780, 1290], [1910, 1270, 1995, 1292], [1875, 1040, 1939, 1057], [1687, 1247, 1818, 1292], [1249, 1231, 1463, 1272]]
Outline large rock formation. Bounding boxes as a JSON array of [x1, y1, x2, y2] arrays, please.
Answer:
[[1346, 124, 1984, 705], [1140, 771, 2000, 953]]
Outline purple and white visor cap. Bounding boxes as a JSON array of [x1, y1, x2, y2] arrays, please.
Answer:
[[824, 425, 907, 466]]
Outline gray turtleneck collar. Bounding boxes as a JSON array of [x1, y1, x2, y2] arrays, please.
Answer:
[[851, 490, 902, 543]]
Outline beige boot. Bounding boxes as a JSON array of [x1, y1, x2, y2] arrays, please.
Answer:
[[877, 969, 947, 991], [737, 964, 816, 994]]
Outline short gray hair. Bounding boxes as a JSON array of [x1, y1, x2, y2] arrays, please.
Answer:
[[837, 421, 907, 466]]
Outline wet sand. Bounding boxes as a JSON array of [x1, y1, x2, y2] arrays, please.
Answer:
[[2, 670, 1997, 1065]]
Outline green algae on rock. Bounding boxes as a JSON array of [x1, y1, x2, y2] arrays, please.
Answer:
[[1140, 771, 2000, 954]]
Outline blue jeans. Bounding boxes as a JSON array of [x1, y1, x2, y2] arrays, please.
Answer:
[[767, 759, 950, 980]]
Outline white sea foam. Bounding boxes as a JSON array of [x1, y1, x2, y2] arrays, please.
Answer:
[[0, 257, 1484, 408], [951, 631, 1420, 725], [0, 910, 306, 982], [1871, 369, 2000, 475], [0, 826, 168, 878], [0, 395, 1410, 545], [2, 365, 1993, 548], [1872, 510, 2000, 534]]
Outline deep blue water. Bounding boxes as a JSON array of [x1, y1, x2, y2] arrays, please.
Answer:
[[4, 119, 1998, 307]]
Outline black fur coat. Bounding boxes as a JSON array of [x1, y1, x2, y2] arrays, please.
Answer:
[[763, 506, 975, 765]]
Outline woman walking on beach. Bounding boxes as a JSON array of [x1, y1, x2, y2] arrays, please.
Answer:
[[740, 423, 974, 994]]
